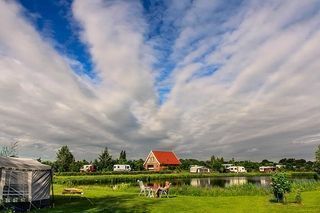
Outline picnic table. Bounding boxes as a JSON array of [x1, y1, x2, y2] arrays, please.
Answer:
[[62, 188, 93, 205], [62, 188, 84, 195]]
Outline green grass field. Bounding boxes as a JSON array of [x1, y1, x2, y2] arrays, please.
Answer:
[[34, 184, 320, 213]]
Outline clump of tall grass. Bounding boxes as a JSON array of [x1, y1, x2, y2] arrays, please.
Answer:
[[291, 179, 320, 192], [170, 184, 271, 197], [112, 183, 131, 191], [295, 190, 302, 204], [290, 172, 318, 179]]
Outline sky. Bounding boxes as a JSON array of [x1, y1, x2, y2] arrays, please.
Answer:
[[1, 0, 320, 161]]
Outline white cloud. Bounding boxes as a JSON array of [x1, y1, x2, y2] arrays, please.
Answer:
[[0, 0, 320, 161]]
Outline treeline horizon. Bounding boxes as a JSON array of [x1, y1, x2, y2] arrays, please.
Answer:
[[1, 143, 319, 173], [36, 145, 319, 173]]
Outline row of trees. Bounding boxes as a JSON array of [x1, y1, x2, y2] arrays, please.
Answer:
[[43, 146, 144, 172], [179, 145, 320, 173], [2, 142, 320, 174]]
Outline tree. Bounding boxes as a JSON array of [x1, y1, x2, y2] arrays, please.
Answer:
[[131, 159, 144, 171], [210, 155, 224, 172], [118, 150, 127, 164], [97, 147, 113, 171], [56, 145, 75, 172], [315, 145, 320, 173], [0, 141, 19, 157], [261, 159, 274, 166], [271, 173, 291, 203]]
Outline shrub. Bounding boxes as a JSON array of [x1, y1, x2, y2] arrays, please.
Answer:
[[271, 173, 291, 203], [295, 190, 302, 204]]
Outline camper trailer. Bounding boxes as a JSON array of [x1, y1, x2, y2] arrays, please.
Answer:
[[259, 166, 276, 173], [113, 164, 131, 172], [80, 164, 96, 173], [226, 166, 247, 173], [190, 165, 210, 173]]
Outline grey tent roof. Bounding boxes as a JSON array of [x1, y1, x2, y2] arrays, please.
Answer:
[[0, 157, 51, 171]]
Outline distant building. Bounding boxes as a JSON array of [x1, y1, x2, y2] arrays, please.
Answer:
[[190, 165, 210, 173], [226, 166, 247, 173], [143, 150, 181, 171], [259, 166, 276, 173], [80, 164, 96, 172]]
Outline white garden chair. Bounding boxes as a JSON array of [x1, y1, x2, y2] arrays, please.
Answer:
[[137, 180, 152, 197]]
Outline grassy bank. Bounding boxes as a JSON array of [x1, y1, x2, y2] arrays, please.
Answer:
[[54, 172, 318, 185], [33, 183, 320, 212]]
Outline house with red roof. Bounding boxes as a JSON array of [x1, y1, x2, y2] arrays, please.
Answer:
[[143, 150, 181, 171]]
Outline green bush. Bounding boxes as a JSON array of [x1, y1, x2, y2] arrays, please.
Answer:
[[295, 190, 302, 204], [290, 172, 318, 179], [271, 173, 291, 203]]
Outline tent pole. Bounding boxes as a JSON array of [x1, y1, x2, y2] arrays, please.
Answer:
[[50, 170, 54, 208]]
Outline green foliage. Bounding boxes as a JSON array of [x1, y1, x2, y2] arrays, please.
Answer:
[[128, 159, 144, 171], [290, 172, 318, 179], [69, 160, 89, 172], [0, 141, 18, 157], [35, 184, 320, 213], [112, 183, 131, 191], [179, 159, 205, 170], [210, 155, 224, 172], [291, 180, 320, 192], [295, 190, 302, 204], [271, 173, 292, 202], [315, 145, 320, 174], [279, 158, 314, 171], [118, 150, 127, 164], [56, 145, 75, 172], [96, 147, 113, 171]]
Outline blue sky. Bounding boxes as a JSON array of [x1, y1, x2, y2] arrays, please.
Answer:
[[1, 0, 320, 160], [19, 0, 95, 78], [17, 0, 243, 104]]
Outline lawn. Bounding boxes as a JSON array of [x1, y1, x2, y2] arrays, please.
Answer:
[[34, 184, 320, 213]]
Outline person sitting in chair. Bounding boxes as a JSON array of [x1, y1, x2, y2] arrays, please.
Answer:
[[156, 181, 171, 198]]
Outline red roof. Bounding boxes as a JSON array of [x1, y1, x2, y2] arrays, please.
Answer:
[[152, 151, 181, 165]]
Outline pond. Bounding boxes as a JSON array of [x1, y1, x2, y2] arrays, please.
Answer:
[[145, 176, 314, 188]]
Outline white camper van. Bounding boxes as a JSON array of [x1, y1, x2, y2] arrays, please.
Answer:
[[227, 166, 247, 173], [113, 164, 131, 172], [190, 165, 210, 173]]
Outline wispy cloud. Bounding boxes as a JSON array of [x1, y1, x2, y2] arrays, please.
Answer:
[[0, 0, 319, 160]]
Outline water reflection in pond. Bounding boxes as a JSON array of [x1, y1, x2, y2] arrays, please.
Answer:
[[148, 176, 272, 188], [189, 176, 271, 187]]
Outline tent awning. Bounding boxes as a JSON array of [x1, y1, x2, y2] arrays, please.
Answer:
[[0, 157, 51, 171]]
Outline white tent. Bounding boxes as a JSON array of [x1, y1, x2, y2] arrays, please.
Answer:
[[0, 157, 53, 211]]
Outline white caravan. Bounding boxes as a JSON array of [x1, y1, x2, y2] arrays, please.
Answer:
[[227, 166, 247, 173], [113, 164, 131, 172], [190, 165, 210, 173]]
